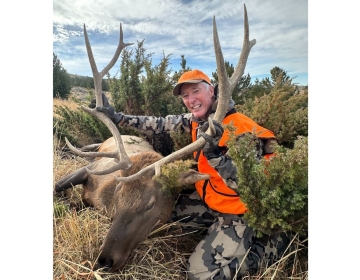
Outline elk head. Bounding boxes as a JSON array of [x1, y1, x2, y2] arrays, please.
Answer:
[[97, 153, 208, 271], [57, 3, 256, 272]]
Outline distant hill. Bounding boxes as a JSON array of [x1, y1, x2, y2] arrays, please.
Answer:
[[69, 73, 110, 80], [69, 86, 111, 103]]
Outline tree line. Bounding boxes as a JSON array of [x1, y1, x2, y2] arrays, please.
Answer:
[[53, 53, 109, 99]]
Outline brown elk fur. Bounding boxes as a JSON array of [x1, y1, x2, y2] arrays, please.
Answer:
[[82, 151, 165, 215], [97, 135, 154, 155]]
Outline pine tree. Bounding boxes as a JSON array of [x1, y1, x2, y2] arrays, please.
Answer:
[[211, 61, 252, 104], [53, 53, 72, 98]]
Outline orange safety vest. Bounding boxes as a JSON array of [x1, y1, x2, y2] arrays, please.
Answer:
[[191, 111, 276, 214]]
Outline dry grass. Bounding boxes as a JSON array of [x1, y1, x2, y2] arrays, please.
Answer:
[[53, 98, 80, 118], [53, 147, 308, 280], [53, 207, 201, 280]]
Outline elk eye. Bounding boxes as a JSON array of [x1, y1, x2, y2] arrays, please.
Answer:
[[145, 200, 155, 212]]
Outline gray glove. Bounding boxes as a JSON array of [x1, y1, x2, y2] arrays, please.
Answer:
[[197, 120, 224, 159], [89, 93, 124, 124]]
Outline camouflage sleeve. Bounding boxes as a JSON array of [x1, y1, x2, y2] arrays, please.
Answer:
[[118, 113, 192, 134], [206, 153, 239, 195]]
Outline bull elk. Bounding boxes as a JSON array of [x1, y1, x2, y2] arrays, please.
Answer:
[[54, 4, 256, 272]]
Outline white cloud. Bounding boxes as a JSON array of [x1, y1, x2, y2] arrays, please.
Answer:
[[53, 0, 308, 85]]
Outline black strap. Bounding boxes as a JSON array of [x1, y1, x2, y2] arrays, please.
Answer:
[[225, 107, 237, 117], [208, 180, 238, 197], [202, 179, 209, 202], [194, 148, 201, 162]]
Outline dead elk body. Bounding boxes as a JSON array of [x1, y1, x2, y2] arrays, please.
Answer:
[[54, 3, 255, 273], [55, 136, 209, 271]]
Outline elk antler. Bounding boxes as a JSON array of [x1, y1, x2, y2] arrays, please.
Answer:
[[65, 23, 134, 175], [116, 4, 256, 182]]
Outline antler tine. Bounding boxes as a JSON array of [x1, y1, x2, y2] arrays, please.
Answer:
[[116, 5, 255, 183], [99, 23, 133, 86], [212, 16, 228, 123], [229, 4, 256, 87], [213, 3, 256, 123], [65, 23, 134, 175], [65, 138, 118, 159]]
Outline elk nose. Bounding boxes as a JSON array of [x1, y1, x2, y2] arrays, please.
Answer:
[[98, 256, 113, 269]]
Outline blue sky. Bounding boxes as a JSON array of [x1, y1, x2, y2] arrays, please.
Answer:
[[53, 0, 308, 86]]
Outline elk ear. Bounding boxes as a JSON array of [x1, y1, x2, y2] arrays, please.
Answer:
[[177, 170, 210, 185]]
